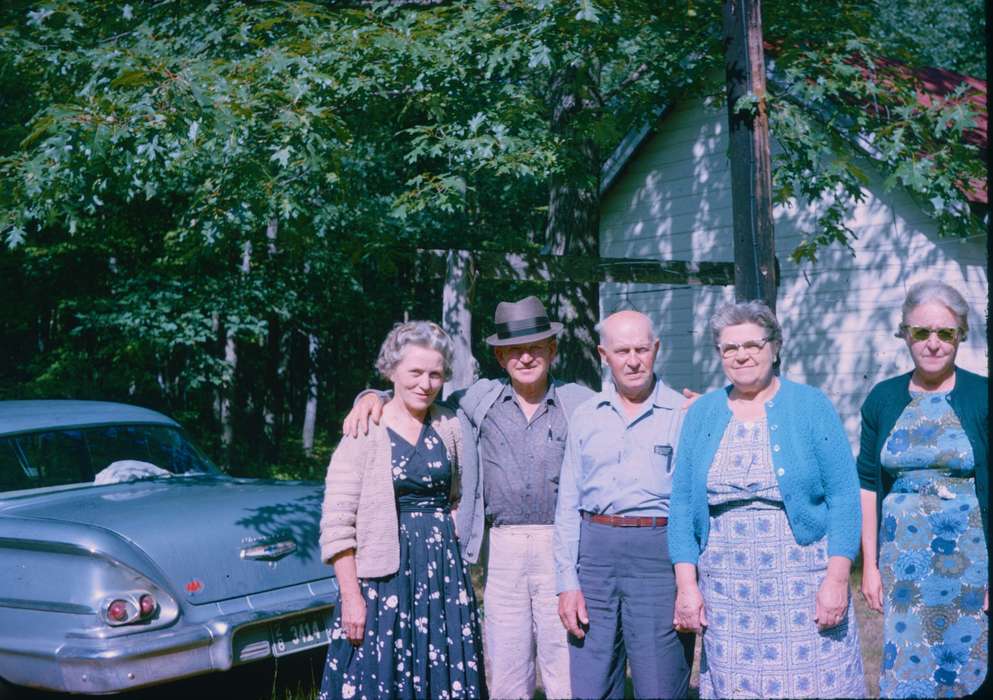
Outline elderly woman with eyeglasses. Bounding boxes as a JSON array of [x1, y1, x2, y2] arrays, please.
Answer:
[[858, 280, 988, 698], [668, 301, 865, 698]]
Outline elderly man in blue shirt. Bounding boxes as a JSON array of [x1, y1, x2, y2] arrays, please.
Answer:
[[554, 309, 695, 699]]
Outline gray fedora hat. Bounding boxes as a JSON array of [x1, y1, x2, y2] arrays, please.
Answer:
[[485, 296, 563, 347]]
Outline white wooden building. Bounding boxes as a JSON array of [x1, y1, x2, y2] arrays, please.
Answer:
[[598, 95, 988, 445]]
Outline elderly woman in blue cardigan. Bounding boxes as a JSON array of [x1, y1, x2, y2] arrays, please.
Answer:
[[858, 280, 988, 698], [668, 301, 865, 698]]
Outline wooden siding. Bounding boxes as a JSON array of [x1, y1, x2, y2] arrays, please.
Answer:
[[599, 99, 988, 445]]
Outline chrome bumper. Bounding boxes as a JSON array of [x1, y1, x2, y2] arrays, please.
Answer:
[[5, 600, 333, 694]]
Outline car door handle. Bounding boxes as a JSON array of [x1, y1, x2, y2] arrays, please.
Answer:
[[240, 540, 297, 561]]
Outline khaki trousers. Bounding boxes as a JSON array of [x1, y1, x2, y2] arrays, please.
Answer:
[[482, 524, 571, 699]]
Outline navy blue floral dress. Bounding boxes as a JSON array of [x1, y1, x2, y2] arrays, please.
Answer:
[[878, 392, 987, 698], [319, 423, 487, 700]]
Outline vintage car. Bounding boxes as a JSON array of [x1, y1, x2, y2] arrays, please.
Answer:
[[0, 400, 337, 695]]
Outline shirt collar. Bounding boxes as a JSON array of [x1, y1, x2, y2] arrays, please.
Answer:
[[597, 374, 677, 411], [500, 379, 557, 405]]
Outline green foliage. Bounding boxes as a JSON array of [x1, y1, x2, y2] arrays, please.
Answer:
[[870, 0, 985, 77], [769, 32, 984, 262], [0, 0, 985, 472]]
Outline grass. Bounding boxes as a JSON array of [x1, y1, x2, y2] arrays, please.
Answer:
[[473, 563, 883, 700]]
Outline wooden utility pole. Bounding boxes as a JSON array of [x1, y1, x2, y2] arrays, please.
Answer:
[[723, 0, 777, 311]]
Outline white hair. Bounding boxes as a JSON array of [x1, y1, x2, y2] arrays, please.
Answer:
[[902, 280, 969, 340], [709, 300, 783, 346], [375, 321, 454, 381]]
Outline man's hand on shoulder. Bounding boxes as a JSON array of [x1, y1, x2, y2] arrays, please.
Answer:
[[681, 387, 701, 409], [557, 589, 589, 639], [342, 392, 385, 437]]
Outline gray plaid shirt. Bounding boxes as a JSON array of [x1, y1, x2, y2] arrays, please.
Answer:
[[479, 382, 569, 526]]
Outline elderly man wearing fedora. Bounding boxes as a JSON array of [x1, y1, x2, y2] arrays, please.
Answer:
[[343, 296, 594, 699]]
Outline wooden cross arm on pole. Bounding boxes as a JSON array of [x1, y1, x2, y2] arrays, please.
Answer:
[[418, 249, 735, 286]]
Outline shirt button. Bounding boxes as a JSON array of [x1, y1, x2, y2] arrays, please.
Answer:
[[770, 424, 778, 431], [773, 444, 781, 452], [777, 468, 785, 476], [767, 400, 775, 408]]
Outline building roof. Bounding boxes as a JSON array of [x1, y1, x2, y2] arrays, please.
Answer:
[[872, 59, 987, 205], [0, 400, 178, 436], [600, 57, 987, 206]]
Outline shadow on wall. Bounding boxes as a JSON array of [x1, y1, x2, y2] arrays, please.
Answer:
[[773, 158, 988, 445], [598, 98, 988, 446]]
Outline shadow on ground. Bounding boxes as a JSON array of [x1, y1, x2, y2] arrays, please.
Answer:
[[10, 648, 325, 700]]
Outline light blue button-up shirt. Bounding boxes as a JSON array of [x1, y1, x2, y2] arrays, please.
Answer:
[[553, 376, 686, 592]]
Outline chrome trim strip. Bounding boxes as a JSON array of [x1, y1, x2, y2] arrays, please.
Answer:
[[0, 597, 93, 614]]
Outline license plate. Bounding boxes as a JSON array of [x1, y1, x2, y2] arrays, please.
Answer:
[[270, 611, 332, 657]]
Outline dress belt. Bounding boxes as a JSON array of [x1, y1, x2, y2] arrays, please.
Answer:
[[398, 502, 451, 513], [581, 511, 668, 527]]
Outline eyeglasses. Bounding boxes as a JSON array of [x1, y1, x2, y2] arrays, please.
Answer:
[[716, 337, 772, 359], [900, 325, 960, 343]]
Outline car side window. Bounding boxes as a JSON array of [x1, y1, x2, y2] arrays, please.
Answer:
[[86, 425, 153, 472], [14, 429, 93, 487], [0, 437, 31, 492], [145, 426, 207, 474]]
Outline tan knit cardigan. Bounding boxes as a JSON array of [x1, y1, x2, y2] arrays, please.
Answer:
[[319, 404, 463, 578]]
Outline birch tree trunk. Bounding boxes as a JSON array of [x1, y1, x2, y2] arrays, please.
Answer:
[[442, 249, 477, 398], [263, 218, 279, 443], [302, 331, 319, 456], [220, 240, 252, 462]]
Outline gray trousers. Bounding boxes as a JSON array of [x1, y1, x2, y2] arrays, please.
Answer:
[[569, 520, 694, 699]]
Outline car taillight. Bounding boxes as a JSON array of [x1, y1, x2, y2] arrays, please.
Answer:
[[102, 591, 158, 626], [107, 599, 130, 623], [139, 593, 156, 618]]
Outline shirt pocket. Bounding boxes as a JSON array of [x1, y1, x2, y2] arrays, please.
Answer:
[[651, 444, 674, 475], [546, 435, 567, 491]]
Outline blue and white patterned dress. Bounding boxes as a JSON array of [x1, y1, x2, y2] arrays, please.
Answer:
[[878, 392, 988, 698], [697, 417, 865, 698], [319, 423, 487, 700]]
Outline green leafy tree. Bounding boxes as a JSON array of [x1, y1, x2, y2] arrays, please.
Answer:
[[0, 0, 984, 471]]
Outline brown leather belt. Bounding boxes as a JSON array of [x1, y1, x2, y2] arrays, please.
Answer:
[[581, 511, 668, 527]]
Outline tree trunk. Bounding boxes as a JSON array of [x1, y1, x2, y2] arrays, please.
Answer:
[[302, 331, 319, 456], [220, 328, 237, 462], [220, 240, 252, 465], [212, 311, 223, 425], [442, 249, 477, 398], [263, 218, 279, 452], [545, 63, 602, 390]]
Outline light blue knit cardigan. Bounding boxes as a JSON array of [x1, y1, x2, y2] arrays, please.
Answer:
[[668, 377, 861, 565]]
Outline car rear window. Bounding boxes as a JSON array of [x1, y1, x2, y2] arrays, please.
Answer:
[[1, 425, 215, 492]]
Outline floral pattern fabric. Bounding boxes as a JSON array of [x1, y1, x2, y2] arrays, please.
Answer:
[[697, 418, 865, 698], [879, 392, 987, 698], [319, 423, 487, 700]]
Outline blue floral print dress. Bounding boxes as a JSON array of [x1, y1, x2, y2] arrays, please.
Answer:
[[697, 417, 865, 698], [319, 423, 487, 700], [878, 391, 988, 698]]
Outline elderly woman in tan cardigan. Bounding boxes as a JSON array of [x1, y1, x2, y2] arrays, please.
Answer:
[[318, 321, 486, 700]]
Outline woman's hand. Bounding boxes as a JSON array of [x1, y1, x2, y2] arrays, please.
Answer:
[[340, 593, 367, 646], [815, 575, 849, 629], [860, 565, 884, 613], [673, 583, 708, 633]]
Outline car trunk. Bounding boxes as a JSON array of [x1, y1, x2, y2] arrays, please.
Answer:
[[2, 476, 330, 604]]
